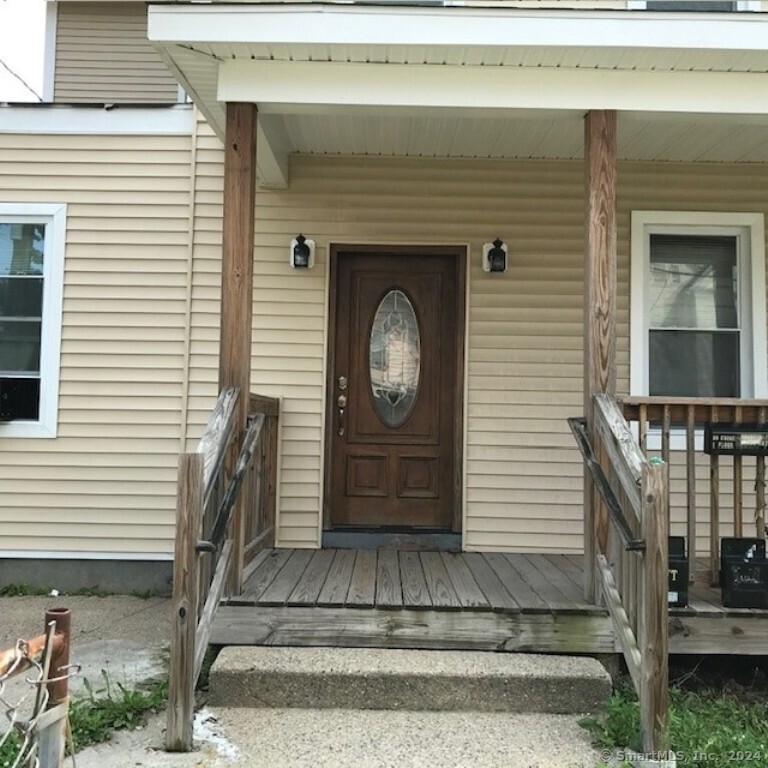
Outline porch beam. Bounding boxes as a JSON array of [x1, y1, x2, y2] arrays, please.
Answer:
[[256, 115, 289, 189], [218, 60, 768, 117], [219, 101, 257, 593], [583, 109, 617, 602]]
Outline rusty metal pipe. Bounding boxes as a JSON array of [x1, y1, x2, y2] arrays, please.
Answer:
[[44, 607, 71, 706], [0, 633, 63, 680]]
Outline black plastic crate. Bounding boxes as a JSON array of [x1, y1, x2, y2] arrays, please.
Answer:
[[721, 537, 766, 561], [720, 537, 768, 609], [668, 536, 688, 608]]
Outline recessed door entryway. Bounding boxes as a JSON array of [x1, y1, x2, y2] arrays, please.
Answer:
[[326, 245, 466, 531]]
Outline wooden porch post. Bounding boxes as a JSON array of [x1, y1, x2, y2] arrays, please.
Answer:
[[640, 460, 670, 754], [583, 109, 617, 602], [219, 102, 257, 593]]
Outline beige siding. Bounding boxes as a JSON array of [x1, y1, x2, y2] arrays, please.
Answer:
[[0, 129, 193, 556], [184, 115, 224, 448], [245, 155, 592, 550], [620, 161, 768, 558], [242, 154, 768, 553], [54, 3, 179, 104], [4, 123, 768, 557]]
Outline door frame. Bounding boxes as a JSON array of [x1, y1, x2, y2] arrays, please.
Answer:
[[322, 243, 467, 534]]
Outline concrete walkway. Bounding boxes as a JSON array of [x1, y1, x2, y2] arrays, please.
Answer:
[[0, 595, 608, 768]]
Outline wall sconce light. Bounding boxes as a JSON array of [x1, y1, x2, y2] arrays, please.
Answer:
[[290, 234, 315, 269], [482, 238, 508, 273]]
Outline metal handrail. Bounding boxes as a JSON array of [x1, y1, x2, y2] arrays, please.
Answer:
[[568, 417, 645, 552]]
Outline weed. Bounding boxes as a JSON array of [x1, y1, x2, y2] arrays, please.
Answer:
[[0, 583, 51, 597], [0, 583, 111, 598], [129, 588, 159, 600], [67, 586, 113, 598], [0, 731, 21, 768], [0, 584, 165, 598], [0, 672, 167, 766], [581, 680, 768, 767], [69, 671, 168, 751]]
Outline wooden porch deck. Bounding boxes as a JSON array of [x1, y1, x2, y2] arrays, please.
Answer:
[[210, 549, 768, 655]]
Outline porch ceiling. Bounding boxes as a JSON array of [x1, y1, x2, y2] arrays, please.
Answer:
[[149, 3, 768, 186]]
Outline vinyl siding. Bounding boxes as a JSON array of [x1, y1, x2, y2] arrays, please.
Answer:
[[54, 2, 179, 104], [248, 154, 768, 553], [247, 155, 593, 550], [3, 126, 768, 557], [184, 115, 224, 449], [0, 128, 193, 556], [620, 161, 768, 559]]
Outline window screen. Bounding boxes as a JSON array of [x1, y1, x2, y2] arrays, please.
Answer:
[[648, 234, 740, 397]]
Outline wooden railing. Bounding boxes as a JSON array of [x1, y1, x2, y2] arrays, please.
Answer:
[[166, 387, 280, 751], [570, 393, 669, 756], [242, 394, 280, 578], [622, 396, 768, 586]]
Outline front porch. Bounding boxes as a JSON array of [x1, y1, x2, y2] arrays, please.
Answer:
[[152, 3, 768, 755], [211, 548, 768, 656]]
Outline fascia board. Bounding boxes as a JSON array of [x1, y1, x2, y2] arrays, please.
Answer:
[[148, 4, 768, 54], [0, 105, 195, 134], [217, 59, 768, 116]]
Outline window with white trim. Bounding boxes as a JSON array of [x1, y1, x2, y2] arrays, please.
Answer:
[[0, 204, 66, 438], [628, 1, 761, 10], [630, 211, 767, 402]]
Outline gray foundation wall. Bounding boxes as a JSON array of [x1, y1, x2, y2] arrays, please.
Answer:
[[0, 559, 173, 596]]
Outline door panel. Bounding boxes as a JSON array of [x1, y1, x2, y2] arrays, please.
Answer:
[[328, 247, 464, 529]]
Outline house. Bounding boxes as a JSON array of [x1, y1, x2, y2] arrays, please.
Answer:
[[1, 0, 767, 606]]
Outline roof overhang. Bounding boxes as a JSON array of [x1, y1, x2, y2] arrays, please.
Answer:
[[149, 3, 768, 186]]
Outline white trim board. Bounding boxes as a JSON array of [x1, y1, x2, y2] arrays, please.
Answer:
[[0, 105, 195, 135], [218, 60, 768, 117], [149, 4, 768, 52], [42, 2, 57, 103]]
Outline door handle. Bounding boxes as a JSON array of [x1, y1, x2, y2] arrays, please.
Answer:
[[337, 394, 347, 436]]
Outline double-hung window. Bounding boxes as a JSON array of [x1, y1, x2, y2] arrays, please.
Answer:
[[631, 211, 767, 403], [0, 204, 66, 438]]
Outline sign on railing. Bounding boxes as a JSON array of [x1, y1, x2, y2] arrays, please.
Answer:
[[704, 423, 768, 456]]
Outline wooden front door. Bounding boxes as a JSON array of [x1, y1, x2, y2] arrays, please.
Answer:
[[327, 245, 465, 530]]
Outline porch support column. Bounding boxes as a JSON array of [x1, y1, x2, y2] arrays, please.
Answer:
[[583, 109, 617, 602], [219, 101, 257, 593]]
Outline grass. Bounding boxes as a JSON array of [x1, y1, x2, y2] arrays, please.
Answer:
[[0, 672, 167, 767], [581, 677, 768, 767], [0, 583, 51, 597], [0, 583, 163, 598]]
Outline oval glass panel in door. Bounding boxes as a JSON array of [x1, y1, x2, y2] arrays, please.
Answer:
[[369, 289, 421, 427]]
